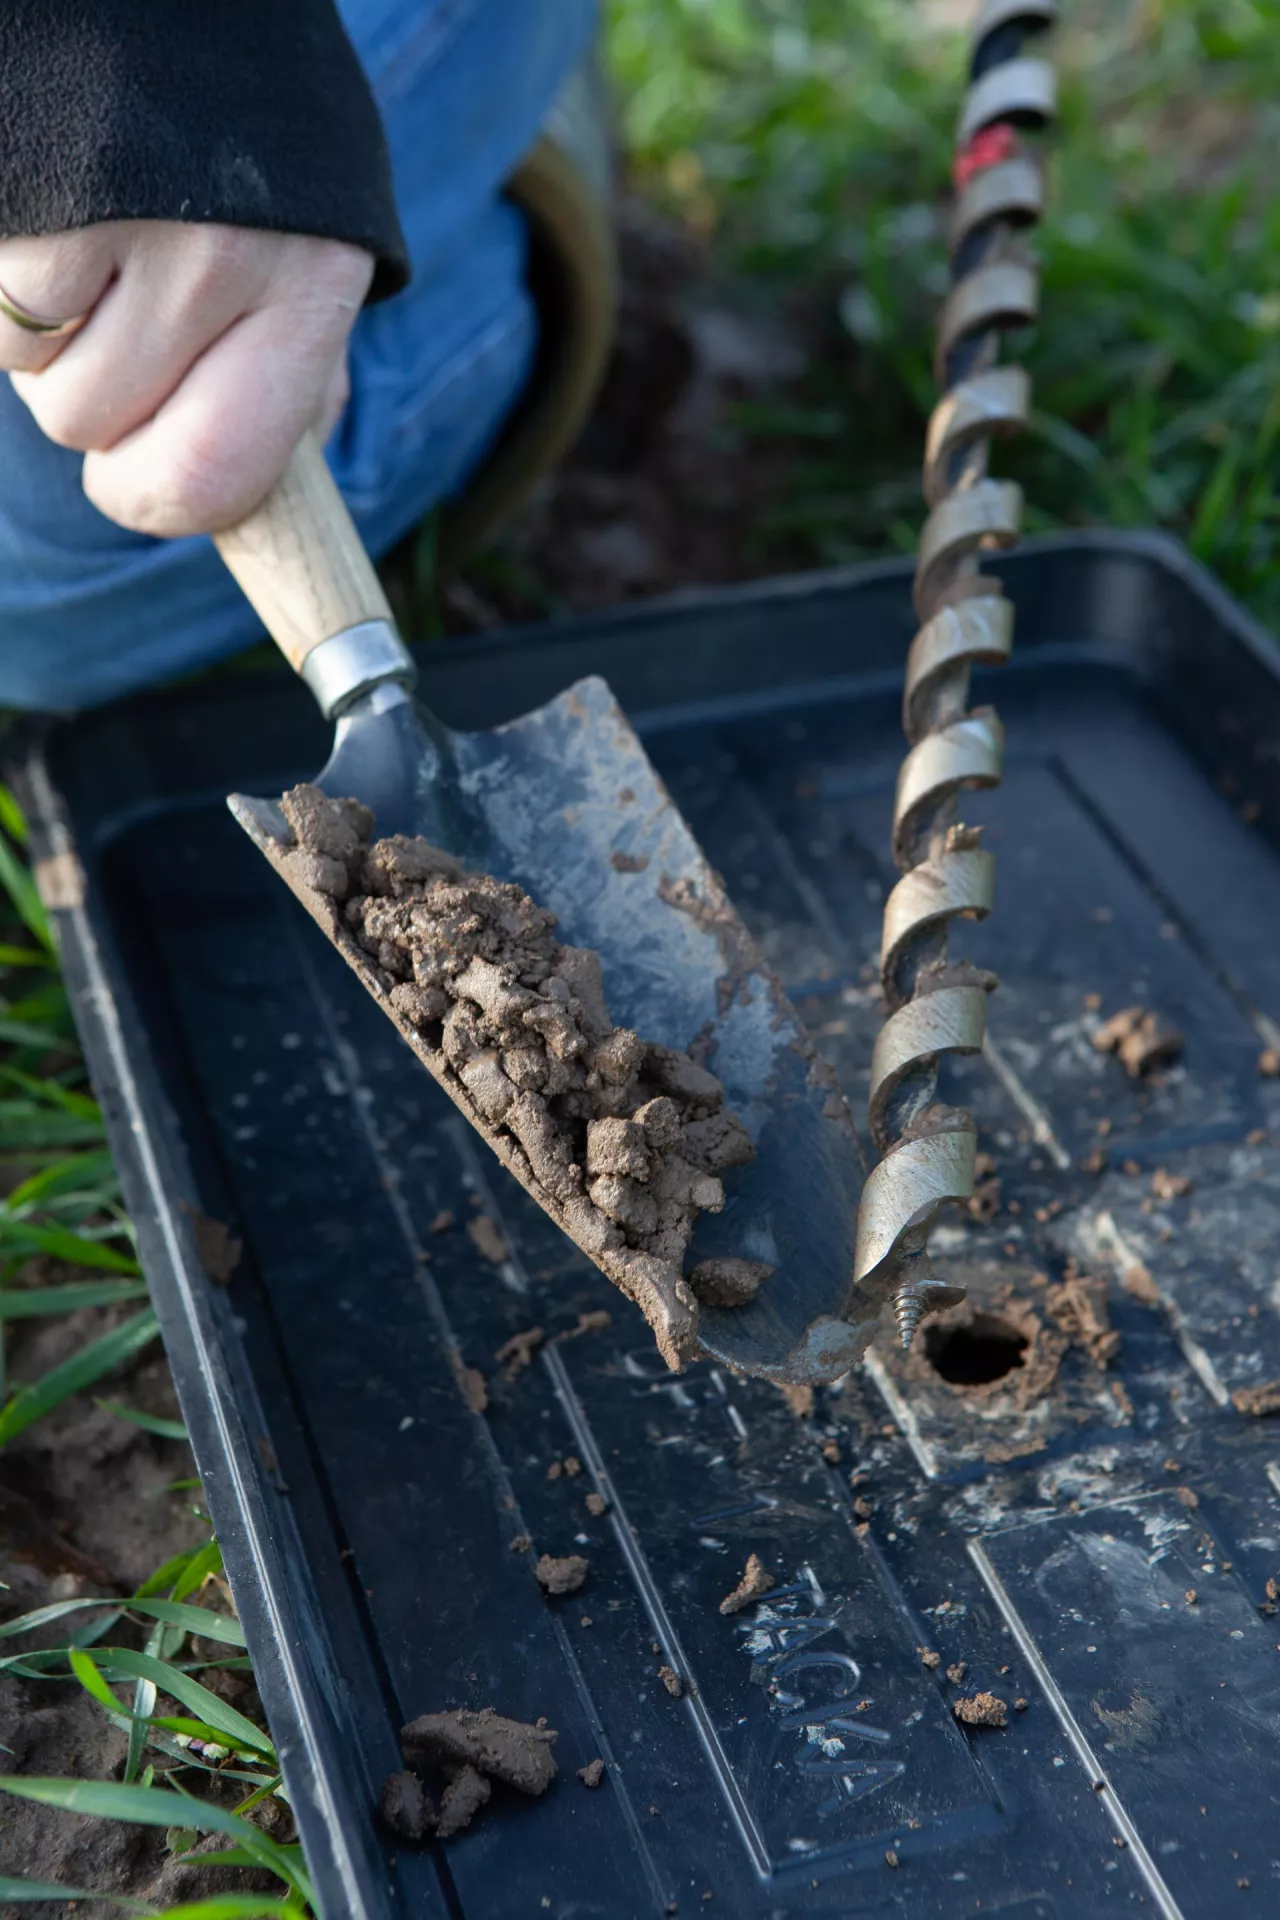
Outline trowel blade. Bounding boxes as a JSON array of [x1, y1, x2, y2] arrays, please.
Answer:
[[230, 673, 884, 1383]]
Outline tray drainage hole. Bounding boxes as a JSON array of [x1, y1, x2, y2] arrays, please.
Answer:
[[923, 1314, 1028, 1386]]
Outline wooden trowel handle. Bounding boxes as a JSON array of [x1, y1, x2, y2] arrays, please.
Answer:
[[213, 433, 394, 675]]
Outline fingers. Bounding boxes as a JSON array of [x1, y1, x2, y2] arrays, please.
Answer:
[[81, 241, 372, 536], [11, 225, 274, 451], [0, 229, 119, 373]]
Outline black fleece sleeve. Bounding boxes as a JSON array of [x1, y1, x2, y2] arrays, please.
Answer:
[[0, 0, 408, 299]]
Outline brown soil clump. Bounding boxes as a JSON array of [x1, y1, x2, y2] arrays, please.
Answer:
[[1258, 1047, 1280, 1077], [467, 1214, 510, 1264], [658, 1664, 683, 1697], [535, 1553, 589, 1595], [553, 1309, 611, 1341], [438, 1765, 490, 1837], [954, 1692, 1008, 1728], [578, 1758, 606, 1787], [396, 1707, 558, 1838], [1093, 1005, 1184, 1077], [495, 1326, 544, 1379], [275, 786, 765, 1371], [585, 1492, 608, 1516], [188, 1209, 242, 1284], [380, 1769, 435, 1840], [1044, 1272, 1121, 1369], [719, 1553, 774, 1615], [1232, 1380, 1280, 1417], [448, 1349, 488, 1415], [1151, 1167, 1192, 1201], [686, 1256, 772, 1306], [402, 1707, 558, 1795]]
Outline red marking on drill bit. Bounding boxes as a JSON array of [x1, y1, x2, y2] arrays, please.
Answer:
[[953, 122, 1019, 189]]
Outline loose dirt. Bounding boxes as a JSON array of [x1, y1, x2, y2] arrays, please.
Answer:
[[274, 786, 765, 1372], [577, 1759, 605, 1788], [1231, 1381, 1280, 1417], [718, 1553, 774, 1616], [535, 1554, 589, 1596], [954, 1693, 1008, 1728], [1093, 1006, 1185, 1077], [495, 1326, 544, 1379], [395, 1708, 558, 1839]]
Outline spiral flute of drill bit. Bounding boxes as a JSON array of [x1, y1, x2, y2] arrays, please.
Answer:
[[854, 0, 1057, 1350]]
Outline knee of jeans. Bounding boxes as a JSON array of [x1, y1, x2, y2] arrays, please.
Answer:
[[333, 257, 537, 544], [0, 540, 261, 711]]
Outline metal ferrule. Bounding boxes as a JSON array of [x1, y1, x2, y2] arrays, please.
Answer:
[[856, 5, 1056, 1345], [300, 619, 417, 720]]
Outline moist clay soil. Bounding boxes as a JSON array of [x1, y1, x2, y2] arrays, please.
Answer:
[[272, 783, 770, 1370]]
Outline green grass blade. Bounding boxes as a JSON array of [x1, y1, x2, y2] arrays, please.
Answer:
[[171, 1539, 223, 1603], [135, 1542, 214, 1600], [0, 1307, 159, 1446], [0, 1061, 100, 1112], [129, 1600, 244, 1645], [0, 1597, 237, 1643], [0, 1222, 139, 1272], [94, 1649, 273, 1757], [0, 1281, 149, 1319], [0, 834, 53, 952], [98, 1398, 189, 1440], [153, 1715, 260, 1750], [69, 1645, 125, 1715], [2, 1147, 117, 1212], [0, 787, 30, 844], [150, 1898, 304, 1919], [128, 1670, 158, 1784], [0, 943, 53, 968], [0, 1877, 146, 1907], [0, 1017, 68, 1052]]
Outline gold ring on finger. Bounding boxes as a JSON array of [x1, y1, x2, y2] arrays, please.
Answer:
[[0, 280, 90, 339]]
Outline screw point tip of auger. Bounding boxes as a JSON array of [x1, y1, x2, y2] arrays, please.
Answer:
[[893, 1284, 927, 1351]]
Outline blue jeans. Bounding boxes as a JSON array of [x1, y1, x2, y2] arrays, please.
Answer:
[[0, 0, 595, 710]]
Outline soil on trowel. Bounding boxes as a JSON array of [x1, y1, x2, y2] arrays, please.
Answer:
[[388, 1707, 558, 1840], [272, 785, 767, 1370]]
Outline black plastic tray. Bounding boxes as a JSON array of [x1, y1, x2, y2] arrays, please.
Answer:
[[16, 532, 1280, 1919]]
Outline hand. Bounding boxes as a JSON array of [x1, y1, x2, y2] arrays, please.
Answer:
[[0, 221, 373, 537]]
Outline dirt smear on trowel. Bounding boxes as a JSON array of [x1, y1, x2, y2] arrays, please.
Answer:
[[387, 1707, 558, 1840], [272, 786, 769, 1370]]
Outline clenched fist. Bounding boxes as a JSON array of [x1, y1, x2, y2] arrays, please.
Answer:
[[0, 221, 373, 537]]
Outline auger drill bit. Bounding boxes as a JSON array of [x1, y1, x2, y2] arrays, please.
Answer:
[[854, 0, 1058, 1351]]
